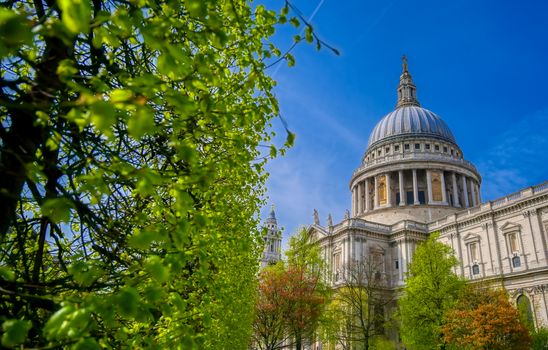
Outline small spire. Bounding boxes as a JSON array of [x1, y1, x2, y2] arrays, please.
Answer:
[[396, 55, 420, 108], [268, 204, 276, 220]]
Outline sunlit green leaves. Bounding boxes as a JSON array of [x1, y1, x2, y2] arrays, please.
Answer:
[[145, 256, 169, 283], [58, 0, 91, 35], [0, 0, 330, 348], [43, 305, 93, 341], [0, 266, 15, 281], [90, 101, 116, 134], [128, 107, 155, 139]]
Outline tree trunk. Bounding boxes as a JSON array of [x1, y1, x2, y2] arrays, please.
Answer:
[[0, 38, 69, 239], [295, 335, 301, 350]]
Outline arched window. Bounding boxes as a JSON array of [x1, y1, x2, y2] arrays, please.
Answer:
[[517, 294, 535, 331]]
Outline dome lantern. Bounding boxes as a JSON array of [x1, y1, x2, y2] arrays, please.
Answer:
[[396, 55, 420, 108]]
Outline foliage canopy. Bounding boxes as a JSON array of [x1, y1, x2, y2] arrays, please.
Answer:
[[442, 286, 531, 350], [398, 233, 464, 350], [0, 0, 337, 348]]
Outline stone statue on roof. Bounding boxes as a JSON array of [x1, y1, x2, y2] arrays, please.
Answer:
[[313, 209, 320, 225]]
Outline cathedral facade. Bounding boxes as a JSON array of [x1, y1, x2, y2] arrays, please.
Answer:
[[307, 58, 548, 335]]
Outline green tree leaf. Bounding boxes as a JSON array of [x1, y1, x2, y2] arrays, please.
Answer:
[[1, 319, 32, 347], [127, 107, 155, 139], [0, 9, 33, 57], [41, 197, 74, 224], [58, 0, 91, 35]]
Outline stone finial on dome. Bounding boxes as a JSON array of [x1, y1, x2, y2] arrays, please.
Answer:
[[396, 55, 420, 108]]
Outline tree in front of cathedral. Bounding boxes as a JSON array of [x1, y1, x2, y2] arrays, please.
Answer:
[[441, 286, 531, 349], [0, 0, 340, 348], [320, 257, 394, 350], [252, 264, 294, 350], [398, 233, 464, 350], [252, 228, 330, 350]]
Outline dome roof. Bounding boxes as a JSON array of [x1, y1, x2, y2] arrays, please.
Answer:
[[368, 106, 456, 147]]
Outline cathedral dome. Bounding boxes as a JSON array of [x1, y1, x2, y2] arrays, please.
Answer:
[[368, 105, 456, 147]]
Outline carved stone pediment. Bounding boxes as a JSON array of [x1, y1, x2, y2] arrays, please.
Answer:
[[369, 244, 385, 254], [463, 233, 480, 243], [499, 221, 521, 232]]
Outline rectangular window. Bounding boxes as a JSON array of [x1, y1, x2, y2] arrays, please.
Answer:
[[469, 243, 478, 261], [378, 149, 382, 156], [395, 260, 399, 270], [512, 255, 521, 268], [386, 147, 390, 154], [425, 144, 431, 150], [406, 191, 414, 204], [415, 143, 420, 150], [443, 146, 448, 153], [395, 145, 400, 151], [404, 144, 410, 150], [451, 149, 454, 155], [334, 253, 341, 280], [435, 145, 440, 151], [509, 233, 518, 252], [472, 264, 480, 275]]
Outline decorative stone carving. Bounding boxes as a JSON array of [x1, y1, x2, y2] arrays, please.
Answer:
[[313, 209, 320, 225], [327, 214, 333, 227]]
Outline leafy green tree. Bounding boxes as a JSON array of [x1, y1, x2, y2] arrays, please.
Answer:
[[321, 256, 393, 350], [0, 0, 335, 348], [531, 328, 548, 350], [398, 233, 464, 350]]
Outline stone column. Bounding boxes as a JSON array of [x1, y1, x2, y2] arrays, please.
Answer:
[[374, 176, 379, 209], [386, 172, 392, 207], [412, 169, 419, 205], [398, 170, 405, 206], [452, 172, 460, 207], [365, 179, 371, 211], [426, 170, 433, 204], [470, 179, 477, 207], [357, 182, 363, 215], [398, 240, 403, 281], [352, 186, 356, 216], [440, 171, 448, 204], [462, 175, 469, 208]]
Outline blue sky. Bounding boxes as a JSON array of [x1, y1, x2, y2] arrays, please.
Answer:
[[259, 0, 548, 245]]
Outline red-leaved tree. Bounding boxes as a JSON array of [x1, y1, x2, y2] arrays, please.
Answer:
[[252, 264, 327, 350], [442, 286, 531, 349]]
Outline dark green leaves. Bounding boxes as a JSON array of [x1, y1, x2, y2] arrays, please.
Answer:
[[1, 320, 32, 347], [0, 8, 33, 57], [117, 287, 140, 318]]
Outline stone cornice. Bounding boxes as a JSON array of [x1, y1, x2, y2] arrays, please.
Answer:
[[310, 181, 548, 244]]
